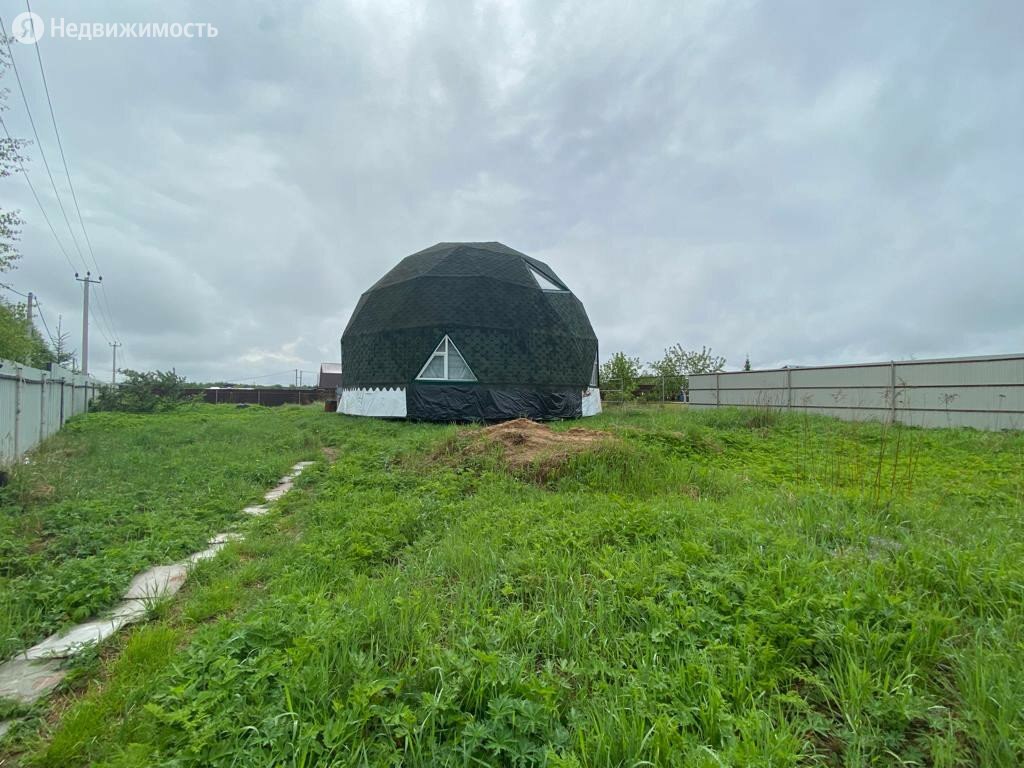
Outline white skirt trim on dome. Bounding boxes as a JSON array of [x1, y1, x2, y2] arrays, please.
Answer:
[[582, 387, 602, 417], [338, 387, 407, 418]]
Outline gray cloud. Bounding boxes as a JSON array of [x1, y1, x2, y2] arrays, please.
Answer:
[[0, 0, 1020, 382]]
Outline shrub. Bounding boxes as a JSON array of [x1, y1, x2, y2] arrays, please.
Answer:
[[91, 369, 190, 413]]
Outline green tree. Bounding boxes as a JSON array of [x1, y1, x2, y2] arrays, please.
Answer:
[[647, 354, 685, 401], [52, 315, 75, 368], [0, 299, 54, 367], [744, 355, 751, 371], [600, 352, 643, 394], [649, 344, 726, 398]]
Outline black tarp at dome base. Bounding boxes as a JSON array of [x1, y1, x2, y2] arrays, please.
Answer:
[[406, 384, 583, 421], [340, 241, 599, 422]]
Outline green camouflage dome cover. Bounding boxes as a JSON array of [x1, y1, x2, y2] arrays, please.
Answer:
[[341, 242, 598, 391]]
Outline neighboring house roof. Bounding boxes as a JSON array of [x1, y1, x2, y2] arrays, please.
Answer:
[[341, 242, 598, 388], [318, 362, 342, 389]]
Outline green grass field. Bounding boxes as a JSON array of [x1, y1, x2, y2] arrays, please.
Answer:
[[2, 404, 1023, 766]]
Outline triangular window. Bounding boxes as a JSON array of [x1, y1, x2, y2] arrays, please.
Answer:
[[416, 335, 477, 381], [528, 265, 566, 292]]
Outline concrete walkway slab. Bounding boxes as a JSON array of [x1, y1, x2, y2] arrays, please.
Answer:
[[189, 532, 240, 564], [0, 461, 315, 714], [122, 563, 189, 600], [264, 481, 293, 502], [108, 599, 149, 625], [0, 657, 66, 703], [25, 615, 129, 660]]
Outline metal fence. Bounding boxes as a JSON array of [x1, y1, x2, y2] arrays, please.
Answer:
[[0, 358, 101, 465], [602, 375, 687, 405], [689, 353, 1024, 431], [182, 386, 322, 406]]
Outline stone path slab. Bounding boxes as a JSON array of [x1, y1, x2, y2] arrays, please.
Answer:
[[122, 563, 189, 600], [0, 460, 314, 727], [24, 616, 131, 660], [0, 657, 66, 704]]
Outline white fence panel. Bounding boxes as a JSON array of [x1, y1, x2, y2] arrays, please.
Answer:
[[0, 359, 101, 465], [689, 353, 1024, 431]]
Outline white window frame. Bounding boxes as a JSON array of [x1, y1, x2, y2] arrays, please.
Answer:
[[416, 335, 477, 381], [528, 265, 567, 292]]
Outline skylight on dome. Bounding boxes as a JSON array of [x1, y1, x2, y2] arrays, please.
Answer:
[[529, 266, 566, 291]]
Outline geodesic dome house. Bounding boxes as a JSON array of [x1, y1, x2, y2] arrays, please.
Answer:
[[338, 242, 601, 421]]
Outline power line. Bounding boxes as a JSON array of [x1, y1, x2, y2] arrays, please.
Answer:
[[217, 369, 299, 384], [1, 282, 59, 350], [0, 15, 116, 355], [24, 0, 122, 347], [0, 18, 120, 357], [35, 300, 57, 347], [0, 14, 90, 277], [0, 115, 77, 274], [0, 14, 115, 354], [25, 0, 97, 274], [0, 280, 31, 298]]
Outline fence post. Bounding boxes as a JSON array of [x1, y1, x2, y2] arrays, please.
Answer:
[[13, 365, 23, 459], [39, 372, 47, 441], [715, 373, 721, 406], [786, 368, 792, 410], [890, 360, 896, 423]]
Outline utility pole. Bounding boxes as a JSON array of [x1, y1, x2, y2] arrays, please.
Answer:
[[75, 272, 102, 375], [109, 341, 121, 384], [26, 291, 34, 324]]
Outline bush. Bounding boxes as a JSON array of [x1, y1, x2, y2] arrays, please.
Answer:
[[91, 369, 190, 413]]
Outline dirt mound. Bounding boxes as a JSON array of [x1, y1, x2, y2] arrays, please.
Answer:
[[447, 418, 612, 480]]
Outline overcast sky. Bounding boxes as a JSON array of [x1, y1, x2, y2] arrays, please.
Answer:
[[0, 0, 1021, 384]]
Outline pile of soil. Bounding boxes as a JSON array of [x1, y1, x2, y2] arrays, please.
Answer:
[[446, 418, 611, 480]]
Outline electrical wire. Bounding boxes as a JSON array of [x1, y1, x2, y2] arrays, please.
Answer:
[[0, 281, 58, 351], [1, 15, 116, 354], [0, 280, 30, 298], [0, 115, 77, 273], [216, 369, 300, 384], [24, 0, 122, 347], [0, 14, 90, 277], [34, 300, 57, 347]]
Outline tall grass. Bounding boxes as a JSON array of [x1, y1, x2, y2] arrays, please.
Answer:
[[0, 405, 329, 660], [4, 405, 1023, 766]]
